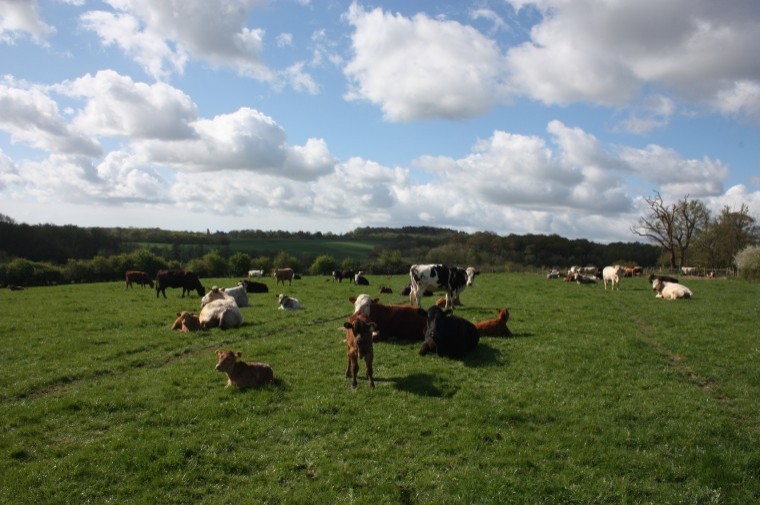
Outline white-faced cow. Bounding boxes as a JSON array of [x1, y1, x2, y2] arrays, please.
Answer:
[[277, 293, 301, 310], [602, 265, 625, 291], [409, 264, 478, 309]]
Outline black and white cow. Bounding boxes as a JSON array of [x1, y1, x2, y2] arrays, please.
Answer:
[[409, 264, 478, 310]]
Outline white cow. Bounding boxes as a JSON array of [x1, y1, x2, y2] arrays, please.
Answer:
[[602, 265, 624, 290], [409, 264, 478, 309], [277, 293, 301, 310], [199, 298, 243, 330], [248, 269, 264, 278], [652, 279, 693, 300], [201, 285, 249, 308], [681, 266, 697, 276]]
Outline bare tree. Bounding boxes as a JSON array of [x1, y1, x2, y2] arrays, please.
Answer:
[[631, 192, 709, 269]]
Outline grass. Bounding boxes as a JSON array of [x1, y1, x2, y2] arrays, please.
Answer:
[[0, 274, 758, 504]]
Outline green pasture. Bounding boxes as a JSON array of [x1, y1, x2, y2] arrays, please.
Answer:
[[0, 274, 758, 504]]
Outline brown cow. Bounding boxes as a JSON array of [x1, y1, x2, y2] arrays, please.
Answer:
[[125, 270, 153, 288], [343, 314, 377, 389], [349, 295, 427, 342], [273, 268, 295, 286], [171, 311, 203, 333], [474, 308, 513, 338], [214, 350, 274, 389]]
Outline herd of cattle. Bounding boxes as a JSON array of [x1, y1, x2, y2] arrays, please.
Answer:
[[125, 261, 695, 389]]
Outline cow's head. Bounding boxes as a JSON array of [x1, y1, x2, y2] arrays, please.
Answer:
[[215, 350, 241, 373], [465, 267, 479, 287], [343, 316, 377, 358]]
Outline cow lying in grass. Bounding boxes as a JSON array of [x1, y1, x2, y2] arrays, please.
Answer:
[[214, 350, 273, 389], [419, 306, 479, 358], [201, 285, 249, 308], [199, 288, 243, 329], [171, 311, 202, 333], [652, 278, 693, 300], [343, 314, 377, 389], [349, 295, 426, 342], [277, 294, 301, 310], [474, 308, 513, 337]]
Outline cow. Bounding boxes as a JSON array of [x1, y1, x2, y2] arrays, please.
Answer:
[[474, 308, 513, 338], [419, 305, 479, 358], [171, 311, 203, 333], [238, 280, 269, 293], [125, 270, 153, 289], [546, 269, 561, 279], [214, 350, 273, 389], [602, 265, 625, 291], [247, 269, 264, 278], [155, 270, 205, 299], [648, 273, 679, 284], [653, 278, 693, 300], [349, 295, 427, 342], [332, 270, 343, 282], [273, 268, 295, 286], [199, 291, 243, 330], [574, 273, 597, 285], [623, 267, 635, 278], [277, 293, 301, 310], [379, 286, 393, 294], [343, 314, 377, 389], [567, 266, 583, 277], [409, 264, 478, 310], [681, 266, 698, 276], [201, 285, 249, 308], [355, 272, 369, 285], [631, 266, 644, 276]]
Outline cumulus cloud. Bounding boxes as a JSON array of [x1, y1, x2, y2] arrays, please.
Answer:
[[0, 148, 21, 190], [343, 3, 510, 121], [0, 0, 54, 44]]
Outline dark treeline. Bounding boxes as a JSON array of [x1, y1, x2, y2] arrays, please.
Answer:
[[0, 217, 661, 286]]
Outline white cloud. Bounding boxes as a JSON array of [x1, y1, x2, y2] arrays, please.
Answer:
[[343, 3, 510, 121], [0, 0, 54, 44], [0, 148, 21, 190]]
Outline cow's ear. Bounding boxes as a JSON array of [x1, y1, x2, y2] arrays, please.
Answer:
[[348, 296, 357, 303]]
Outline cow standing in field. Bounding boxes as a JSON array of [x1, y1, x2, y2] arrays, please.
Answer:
[[125, 270, 153, 289], [155, 270, 205, 298], [247, 269, 264, 278], [215, 350, 273, 389], [409, 264, 478, 310], [419, 305, 479, 358], [273, 268, 295, 286], [349, 295, 427, 342], [343, 314, 377, 389], [602, 265, 625, 291]]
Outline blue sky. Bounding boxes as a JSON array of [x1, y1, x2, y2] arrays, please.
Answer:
[[1, 0, 759, 243]]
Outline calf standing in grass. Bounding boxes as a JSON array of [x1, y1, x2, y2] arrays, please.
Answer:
[[171, 311, 202, 333], [343, 314, 377, 389], [214, 350, 274, 389]]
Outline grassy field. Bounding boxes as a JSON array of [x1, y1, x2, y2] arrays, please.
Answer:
[[0, 273, 758, 504]]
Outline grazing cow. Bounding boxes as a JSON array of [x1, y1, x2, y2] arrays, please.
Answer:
[[379, 286, 393, 294], [238, 280, 269, 293], [419, 305, 479, 358], [648, 273, 679, 284], [199, 293, 243, 330], [215, 350, 273, 389], [681, 266, 697, 276], [343, 314, 377, 389], [247, 269, 264, 278], [277, 293, 301, 310], [653, 278, 693, 300], [574, 273, 597, 285], [201, 285, 249, 308], [602, 265, 625, 291], [546, 269, 561, 279], [474, 308, 513, 338], [171, 311, 203, 333], [155, 270, 205, 299], [409, 264, 478, 310], [349, 295, 427, 342], [273, 268, 295, 286], [125, 270, 153, 289]]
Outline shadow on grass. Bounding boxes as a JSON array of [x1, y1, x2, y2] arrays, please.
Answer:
[[463, 343, 507, 368], [384, 373, 457, 398]]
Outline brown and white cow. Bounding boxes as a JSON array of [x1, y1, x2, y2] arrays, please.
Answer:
[[653, 278, 693, 300], [125, 270, 153, 289], [349, 295, 427, 342], [474, 308, 513, 338], [409, 264, 478, 309], [214, 350, 273, 389], [343, 314, 377, 389], [273, 268, 295, 286]]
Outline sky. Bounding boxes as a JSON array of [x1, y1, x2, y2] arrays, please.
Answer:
[[1, 0, 759, 244]]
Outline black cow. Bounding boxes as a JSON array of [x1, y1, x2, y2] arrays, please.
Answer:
[[155, 270, 205, 298], [238, 280, 269, 293], [419, 306, 479, 358]]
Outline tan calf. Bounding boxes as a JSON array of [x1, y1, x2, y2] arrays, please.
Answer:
[[214, 350, 274, 389], [474, 308, 513, 337], [171, 311, 202, 333], [343, 314, 377, 389]]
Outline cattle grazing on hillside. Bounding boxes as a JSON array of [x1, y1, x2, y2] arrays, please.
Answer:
[[648, 273, 679, 284], [247, 269, 264, 278], [652, 278, 693, 300], [277, 294, 301, 310], [602, 265, 625, 291], [343, 314, 377, 389], [238, 280, 269, 293], [349, 295, 427, 342], [409, 264, 478, 310], [474, 308, 513, 338], [155, 270, 205, 298], [215, 350, 273, 389], [171, 311, 203, 333], [273, 268, 295, 286], [125, 270, 153, 289], [419, 305, 479, 358], [201, 285, 249, 308]]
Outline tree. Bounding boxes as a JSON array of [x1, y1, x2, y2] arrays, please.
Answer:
[[310, 255, 337, 276], [696, 204, 760, 268], [631, 192, 709, 269], [228, 252, 252, 276]]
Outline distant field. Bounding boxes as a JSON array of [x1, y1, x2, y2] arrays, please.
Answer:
[[1, 274, 758, 503]]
